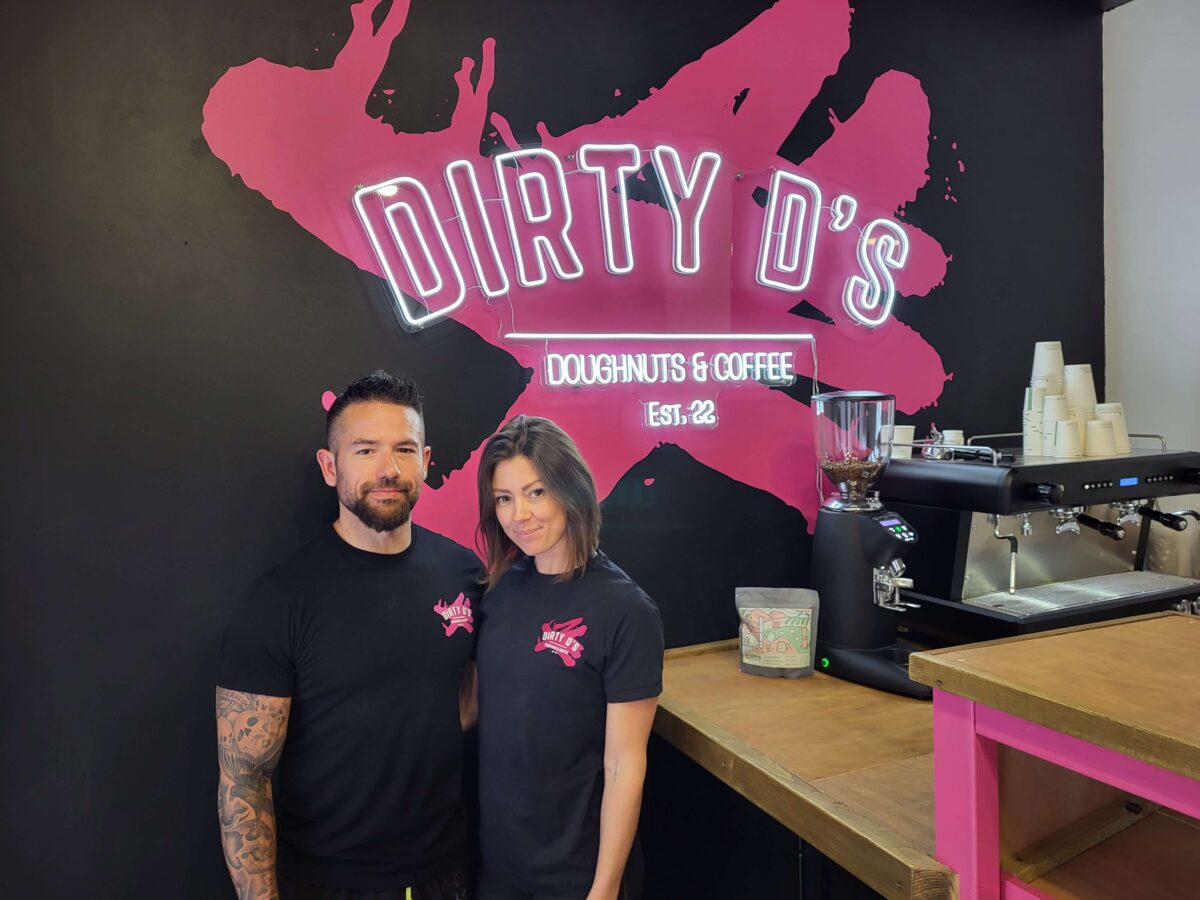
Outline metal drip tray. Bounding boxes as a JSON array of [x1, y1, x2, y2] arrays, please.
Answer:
[[963, 571, 1200, 618]]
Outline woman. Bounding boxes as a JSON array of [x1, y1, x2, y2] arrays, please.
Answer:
[[473, 415, 665, 900]]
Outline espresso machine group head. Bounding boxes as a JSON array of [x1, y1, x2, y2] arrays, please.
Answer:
[[810, 391, 931, 700]]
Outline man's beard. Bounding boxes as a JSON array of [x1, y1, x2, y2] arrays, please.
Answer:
[[341, 478, 421, 533]]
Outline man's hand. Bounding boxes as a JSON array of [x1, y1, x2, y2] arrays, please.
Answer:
[[216, 687, 292, 900]]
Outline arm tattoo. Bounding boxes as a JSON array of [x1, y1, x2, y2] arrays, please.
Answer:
[[216, 687, 291, 900]]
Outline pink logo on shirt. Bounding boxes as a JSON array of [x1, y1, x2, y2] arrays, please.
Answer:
[[433, 593, 474, 636], [535, 618, 588, 667]]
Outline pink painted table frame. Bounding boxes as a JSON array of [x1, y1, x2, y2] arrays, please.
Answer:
[[932, 689, 1200, 900]]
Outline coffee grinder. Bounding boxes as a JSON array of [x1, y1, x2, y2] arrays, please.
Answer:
[[811, 391, 931, 699]]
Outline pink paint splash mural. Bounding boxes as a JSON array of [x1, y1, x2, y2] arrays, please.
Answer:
[[203, 0, 951, 548]]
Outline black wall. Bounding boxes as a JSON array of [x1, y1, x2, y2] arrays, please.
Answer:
[[1, 1, 1101, 896]]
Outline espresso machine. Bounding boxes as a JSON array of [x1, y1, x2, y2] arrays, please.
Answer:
[[810, 391, 932, 700], [876, 436, 1200, 646]]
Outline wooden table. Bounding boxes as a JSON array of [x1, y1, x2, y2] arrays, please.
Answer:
[[910, 613, 1200, 899], [653, 641, 954, 900]]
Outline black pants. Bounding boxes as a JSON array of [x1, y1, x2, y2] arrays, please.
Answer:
[[278, 861, 472, 900], [476, 839, 643, 900]]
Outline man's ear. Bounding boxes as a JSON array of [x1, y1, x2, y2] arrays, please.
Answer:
[[422, 444, 432, 478], [316, 448, 337, 487]]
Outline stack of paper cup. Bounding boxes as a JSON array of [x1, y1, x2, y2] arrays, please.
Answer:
[[1064, 365, 1098, 448], [1031, 342, 1065, 397], [1054, 419, 1083, 459], [1096, 402, 1131, 454], [1069, 406, 1089, 448], [1064, 363, 1098, 408], [890, 424, 916, 459], [1023, 387, 1044, 456], [1085, 419, 1118, 457], [1042, 395, 1069, 457]]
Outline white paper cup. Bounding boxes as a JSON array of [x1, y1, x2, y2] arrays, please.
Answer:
[[1032, 342, 1065, 394], [1042, 394, 1069, 458], [1032, 386, 1047, 413], [1068, 405, 1092, 446], [941, 429, 965, 447], [1054, 419, 1083, 459], [1096, 402, 1131, 452], [1043, 394, 1069, 423], [1041, 398, 1070, 453], [891, 424, 916, 459], [1031, 373, 1058, 397], [1085, 419, 1118, 457], [1023, 411, 1043, 456], [1064, 363, 1098, 409]]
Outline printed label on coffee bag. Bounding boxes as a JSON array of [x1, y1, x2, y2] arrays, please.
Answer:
[[739, 607, 813, 668]]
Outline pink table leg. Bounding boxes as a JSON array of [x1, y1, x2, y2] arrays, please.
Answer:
[[933, 689, 1001, 899], [934, 689, 1200, 899]]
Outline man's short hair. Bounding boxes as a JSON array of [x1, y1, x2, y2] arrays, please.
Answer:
[[325, 370, 424, 448]]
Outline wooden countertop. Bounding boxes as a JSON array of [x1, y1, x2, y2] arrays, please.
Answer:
[[909, 612, 1200, 782], [653, 615, 1200, 900], [653, 641, 954, 900]]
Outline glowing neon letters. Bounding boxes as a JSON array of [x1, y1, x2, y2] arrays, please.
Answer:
[[649, 145, 722, 276], [843, 218, 909, 328], [352, 143, 912, 331], [543, 350, 795, 387], [494, 148, 584, 288], [577, 143, 641, 275], [352, 177, 467, 330], [755, 170, 822, 293], [445, 160, 510, 298]]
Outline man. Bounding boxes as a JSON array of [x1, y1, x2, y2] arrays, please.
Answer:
[[216, 371, 481, 900]]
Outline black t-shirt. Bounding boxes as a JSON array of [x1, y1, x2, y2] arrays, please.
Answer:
[[217, 525, 483, 891], [475, 551, 664, 897]]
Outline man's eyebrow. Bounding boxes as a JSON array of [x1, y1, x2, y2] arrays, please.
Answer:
[[348, 438, 421, 448]]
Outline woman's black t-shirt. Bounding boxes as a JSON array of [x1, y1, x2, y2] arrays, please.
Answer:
[[475, 551, 665, 896]]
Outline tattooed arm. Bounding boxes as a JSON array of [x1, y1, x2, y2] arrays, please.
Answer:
[[216, 687, 292, 900]]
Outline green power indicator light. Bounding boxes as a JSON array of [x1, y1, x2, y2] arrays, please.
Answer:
[[820, 657, 830, 669]]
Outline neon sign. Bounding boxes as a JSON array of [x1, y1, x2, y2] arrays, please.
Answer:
[[506, 332, 813, 430], [649, 145, 722, 276], [755, 169, 822, 293], [843, 219, 909, 327], [577, 143, 641, 275], [493, 148, 584, 288], [352, 144, 911, 333], [352, 176, 468, 328]]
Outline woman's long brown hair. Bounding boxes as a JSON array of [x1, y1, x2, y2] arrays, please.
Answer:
[[475, 415, 601, 589]]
